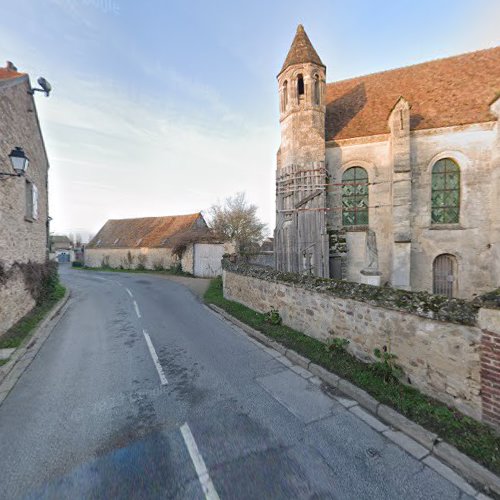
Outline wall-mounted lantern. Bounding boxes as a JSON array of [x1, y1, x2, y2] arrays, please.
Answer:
[[0, 147, 29, 178]]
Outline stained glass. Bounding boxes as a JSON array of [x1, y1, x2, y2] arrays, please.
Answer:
[[342, 167, 368, 226], [431, 159, 460, 224]]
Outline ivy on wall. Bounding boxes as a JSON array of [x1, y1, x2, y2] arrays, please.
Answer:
[[0, 260, 58, 305]]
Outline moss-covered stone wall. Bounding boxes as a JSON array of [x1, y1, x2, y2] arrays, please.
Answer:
[[222, 260, 485, 326]]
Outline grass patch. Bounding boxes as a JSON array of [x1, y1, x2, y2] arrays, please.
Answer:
[[0, 359, 7, 367], [76, 266, 193, 278], [0, 282, 66, 350], [204, 276, 500, 475]]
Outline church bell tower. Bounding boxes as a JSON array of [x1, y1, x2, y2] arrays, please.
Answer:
[[275, 25, 329, 277]]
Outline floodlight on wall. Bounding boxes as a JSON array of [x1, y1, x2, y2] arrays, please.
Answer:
[[0, 147, 29, 178], [28, 77, 52, 97]]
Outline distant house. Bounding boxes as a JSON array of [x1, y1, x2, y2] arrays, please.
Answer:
[[85, 213, 230, 277], [0, 62, 51, 335], [49, 235, 74, 263]]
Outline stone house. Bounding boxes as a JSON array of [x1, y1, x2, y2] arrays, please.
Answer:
[[49, 235, 74, 263], [0, 62, 51, 334], [85, 213, 229, 277], [275, 26, 500, 299]]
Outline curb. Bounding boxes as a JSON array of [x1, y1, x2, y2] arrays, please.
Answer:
[[0, 288, 71, 403], [207, 303, 500, 498]]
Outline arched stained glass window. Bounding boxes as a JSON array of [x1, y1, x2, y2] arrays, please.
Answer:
[[342, 167, 369, 226], [431, 159, 460, 224]]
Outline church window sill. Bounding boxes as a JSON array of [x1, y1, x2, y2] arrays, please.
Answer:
[[429, 224, 463, 230], [343, 225, 369, 232]]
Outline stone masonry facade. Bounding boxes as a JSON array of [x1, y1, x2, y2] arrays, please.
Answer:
[[223, 268, 500, 428], [0, 67, 50, 335], [85, 248, 180, 272], [275, 26, 500, 299]]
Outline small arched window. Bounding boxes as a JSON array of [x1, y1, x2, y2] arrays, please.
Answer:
[[433, 253, 457, 298], [282, 80, 288, 111], [297, 74, 304, 100], [342, 167, 369, 226], [431, 158, 460, 224], [314, 74, 320, 105]]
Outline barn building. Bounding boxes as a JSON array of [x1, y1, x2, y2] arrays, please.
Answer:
[[85, 213, 229, 278]]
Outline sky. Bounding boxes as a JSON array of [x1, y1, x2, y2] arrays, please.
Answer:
[[1, 0, 499, 241]]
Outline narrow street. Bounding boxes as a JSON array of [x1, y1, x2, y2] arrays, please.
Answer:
[[0, 267, 472, 499]]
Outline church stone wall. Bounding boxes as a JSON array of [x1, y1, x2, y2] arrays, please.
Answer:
[[410, 123, 497, 298], [326, 122, 498, 298], [326, 137, 393, 284]]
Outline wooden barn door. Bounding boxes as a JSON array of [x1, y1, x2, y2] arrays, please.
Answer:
[[433, 254, 456, 298]]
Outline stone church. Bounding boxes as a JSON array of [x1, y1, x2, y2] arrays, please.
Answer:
[[274, 25, 500, 299]]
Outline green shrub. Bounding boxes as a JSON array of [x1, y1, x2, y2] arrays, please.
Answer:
[[264, 308, 282, 326], [170, 263, 183, 274], [372, 347, 402, 383], [325, 337, 350, 354]]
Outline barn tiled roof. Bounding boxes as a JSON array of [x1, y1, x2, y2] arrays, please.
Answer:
[[325, 46, 500, 141], [51, 235, 72, 244], [280, 24, 324, 75], [87, 213, 207, 249]]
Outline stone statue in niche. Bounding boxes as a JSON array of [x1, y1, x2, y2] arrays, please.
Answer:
[[360, 229, 382, 285], [365, 229, 378, 271]]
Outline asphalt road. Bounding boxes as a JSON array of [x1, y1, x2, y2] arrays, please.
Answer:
[[0, 266, 473, 499]]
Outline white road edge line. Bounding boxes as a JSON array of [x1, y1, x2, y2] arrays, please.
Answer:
[[142, 330, 168, 385], [180, 423, 220, 500], [133, 300, 141, 318], [126, 288, 133, 297]]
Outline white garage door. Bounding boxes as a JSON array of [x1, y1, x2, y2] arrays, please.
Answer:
[[194, 244, 225, 278]]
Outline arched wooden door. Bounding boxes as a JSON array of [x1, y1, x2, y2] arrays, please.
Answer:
[[433, 254, 456, 298]]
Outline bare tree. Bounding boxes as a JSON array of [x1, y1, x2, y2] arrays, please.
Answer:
[[207, 192, 267, 254], [74, 233, 83, 247]]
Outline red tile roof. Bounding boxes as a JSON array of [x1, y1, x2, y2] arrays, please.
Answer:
[[87, 213, 209, 249], [0, 64, 25, 82], [325, 46, 500, 141]]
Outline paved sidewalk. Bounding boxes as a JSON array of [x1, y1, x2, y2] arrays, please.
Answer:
[[152, 274, 211, 298]]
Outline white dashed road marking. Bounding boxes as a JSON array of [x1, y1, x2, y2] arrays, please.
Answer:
[[133, 300, 141, 318], [142, 330, 168, 386], [180, 423, 220, 500], [126, 288, 133, 297]]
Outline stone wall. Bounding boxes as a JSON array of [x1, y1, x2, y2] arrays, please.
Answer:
[[247, 251, 274, 268], [0, 75, 50, 335], [0, 268, 35, 334], [223, 266, 500, 426], [326, 122, 499, 298], [84, 247, 179, 271], [181, 245, 194, 274]]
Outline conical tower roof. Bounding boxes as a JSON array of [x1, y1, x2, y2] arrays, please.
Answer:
[[279, 24, 325, 75]]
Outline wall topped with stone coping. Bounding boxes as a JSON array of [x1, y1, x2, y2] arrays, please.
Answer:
[[222, 262, 500, 428]]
